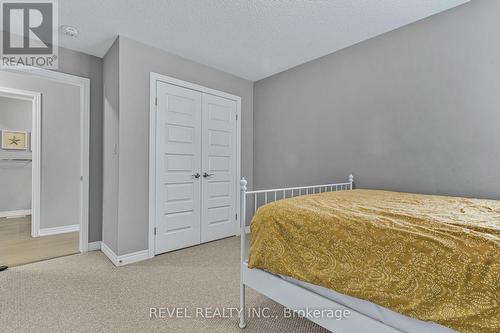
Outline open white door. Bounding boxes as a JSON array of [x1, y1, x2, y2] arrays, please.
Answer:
[[201, 93, 237, 242], [155, 82, 202, 254]]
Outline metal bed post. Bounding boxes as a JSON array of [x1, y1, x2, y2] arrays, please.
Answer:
[[239, 178, 247, 329], [349, 174, 354, 190]]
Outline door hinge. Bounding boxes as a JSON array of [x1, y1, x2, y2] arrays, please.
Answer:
[[154, 227, 157, 236], [155, 97, 158, 106], [80, 176, 83, 181], [235, 213, 238, 220], [236, 114, 238, 121]]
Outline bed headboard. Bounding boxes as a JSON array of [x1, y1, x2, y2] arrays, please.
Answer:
[[241, 174, 354, 216], [239, 174, 353, 264]]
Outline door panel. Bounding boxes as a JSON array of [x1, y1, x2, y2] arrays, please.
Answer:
[[201, 94, 237, 242], [156, 82, 202, 254]]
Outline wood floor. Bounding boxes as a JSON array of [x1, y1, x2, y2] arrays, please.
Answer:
[[0, 216, 79, 267]]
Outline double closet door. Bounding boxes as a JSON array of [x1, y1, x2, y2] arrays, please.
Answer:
[[155, 81, 238, 254]]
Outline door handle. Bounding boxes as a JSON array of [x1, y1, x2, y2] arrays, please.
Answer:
[[193, 173, 201, 179], [203, 172, 214, 178]]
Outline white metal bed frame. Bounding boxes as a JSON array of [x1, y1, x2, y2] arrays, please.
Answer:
[[238, 175, 402, 332]]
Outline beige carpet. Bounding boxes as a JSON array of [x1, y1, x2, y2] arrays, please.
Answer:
[[0, 236, 328, 333], [0, 216, 79, 267]]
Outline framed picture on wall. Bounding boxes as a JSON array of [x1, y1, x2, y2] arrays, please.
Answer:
[[1, 130, 28, 150]]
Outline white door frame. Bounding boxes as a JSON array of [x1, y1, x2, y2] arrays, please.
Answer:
[[0, 87, 41, 236], [0, 66, 91, 252], [149, 72, 242, 259]]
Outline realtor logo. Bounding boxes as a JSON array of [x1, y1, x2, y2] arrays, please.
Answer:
[[1, 0, 58, 68]]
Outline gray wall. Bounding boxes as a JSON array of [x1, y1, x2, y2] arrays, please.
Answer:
[[254, 0, 500, 200], [108, 36, 254, 255], [102, 38, 120, 253], [0, 71, 81, 229], [0, 97, 32, 212], [57, 47, 104, 242]]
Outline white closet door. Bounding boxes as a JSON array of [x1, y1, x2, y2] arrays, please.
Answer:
[[155, 82, 202, 254], [201, 93, 237, 243]]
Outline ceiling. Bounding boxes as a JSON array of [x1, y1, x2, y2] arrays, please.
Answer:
[[59, 0, 469, 81]]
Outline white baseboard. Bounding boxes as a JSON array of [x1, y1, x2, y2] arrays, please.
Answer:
[[87, 241, 102, 251], [235, 226, 251, 236], [38, 224, 80, 236], [100, 242, 118, 265], [0, 209, 31, 218], [100, 242, 150, 267]]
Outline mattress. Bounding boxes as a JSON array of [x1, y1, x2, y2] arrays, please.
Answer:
[[279, 274, 456, 333], [249, 189, 500, 333]]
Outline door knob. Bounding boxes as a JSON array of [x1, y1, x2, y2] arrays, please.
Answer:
[[193, 173, 201, 179], [203, 172, 214, 178]]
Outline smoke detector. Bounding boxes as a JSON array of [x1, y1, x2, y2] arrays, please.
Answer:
[[61, 25, 79, 37]]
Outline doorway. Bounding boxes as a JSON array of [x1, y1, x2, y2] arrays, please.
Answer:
[[0, 67, 90, 267], [0, 88, 69, 266], [0, 88, 40, 234]]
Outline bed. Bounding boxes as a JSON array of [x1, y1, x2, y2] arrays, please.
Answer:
[[238, 175, 500, 333]]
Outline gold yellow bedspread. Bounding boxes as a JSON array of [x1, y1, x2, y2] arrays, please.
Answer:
[[248, 189, 500, 333]]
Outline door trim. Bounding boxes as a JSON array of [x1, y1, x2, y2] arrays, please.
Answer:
[[148, 72, 242, 259], [0, 66, 91, 253]]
